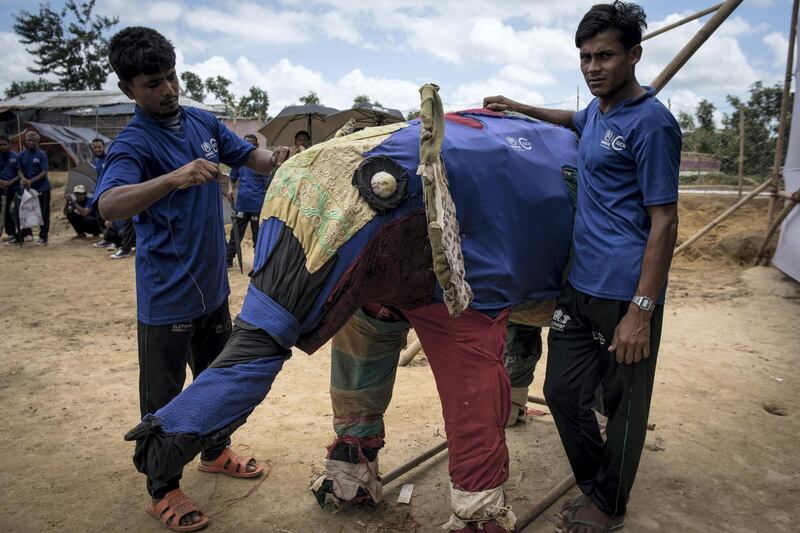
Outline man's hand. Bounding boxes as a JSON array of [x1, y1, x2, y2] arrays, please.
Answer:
[[170, 158, 222, 190], [105, 220, 113, 229], [272, 146, 292, 168], [0, 179, 8, 188], [21, 178, 31, 189], [608, 304, 652, 364], [483, 95, 520, 113], [226, 187, 235, 204]]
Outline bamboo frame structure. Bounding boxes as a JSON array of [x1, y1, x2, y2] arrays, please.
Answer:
[[642, 3, 723, 42]]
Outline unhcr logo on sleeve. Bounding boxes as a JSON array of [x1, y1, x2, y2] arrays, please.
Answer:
[[201, 138, 218, 159], [506, 136, 533, 151]]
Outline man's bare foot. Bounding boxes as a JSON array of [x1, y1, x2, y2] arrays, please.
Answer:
[[558, 501, 624, 533], [146, 488, 208, 531], [197, 447, 262, 477]]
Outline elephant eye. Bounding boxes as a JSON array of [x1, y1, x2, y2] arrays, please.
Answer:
[[352, 155, 409, 212]]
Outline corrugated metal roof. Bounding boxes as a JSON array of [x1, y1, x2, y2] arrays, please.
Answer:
[[0, 89, 218, 113]]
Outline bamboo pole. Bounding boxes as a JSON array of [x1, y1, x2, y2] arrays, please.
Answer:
[[381, 440, 448, 486], [650, 0, 745, 94], [528, 395, 547, 406], [515, 474, 577, 532], [766, 0, 799, 224], [642, 3, 723, 42], [738, 106, 745, 197], [674, 179, 773, 255], [754, 188, 800, 265], [398, 338, 422, 367]]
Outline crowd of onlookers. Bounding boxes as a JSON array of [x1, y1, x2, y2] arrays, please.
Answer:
[[0, 132, 134, 258], [1, 128, 312, 263]]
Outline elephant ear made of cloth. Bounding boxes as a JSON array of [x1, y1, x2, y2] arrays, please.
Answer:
[[417, 83, 473, 317]]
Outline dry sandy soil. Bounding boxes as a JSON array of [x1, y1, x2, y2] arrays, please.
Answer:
[[0, 181, 798, 532]]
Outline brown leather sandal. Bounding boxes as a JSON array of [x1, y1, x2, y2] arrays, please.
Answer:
[[146, 488, 209, 532], [197, 447, 263, 478]]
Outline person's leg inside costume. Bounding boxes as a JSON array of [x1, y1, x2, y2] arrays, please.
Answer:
[[545, 284, 663, 520], [402, 304, 517, 532], [311, 305, 409, 506], [503, 323, 542, 427]]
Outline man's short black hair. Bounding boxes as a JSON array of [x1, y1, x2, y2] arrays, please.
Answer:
[[575, 1, 647, 50], [295, 130, 310, 139], [92, 138, 105, 144], [108, 26, 176, 82]]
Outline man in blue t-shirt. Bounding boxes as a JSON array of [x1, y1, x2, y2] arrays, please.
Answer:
[[0, 135, 22, 244], [225, 133, 271, 268], [95, 26, 289, 532], [92, 137, 107, 177], [18, 131, 51, 245], [485, 2, 680, 531]]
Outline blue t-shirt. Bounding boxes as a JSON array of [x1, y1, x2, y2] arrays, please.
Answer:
[[569, 88, 681, 304], [18, 148, 50, 192], [93, 106, 255, 325], [94, 154, 106, 178], [231, 165, 270, 213], [0, 151, 21, 194]]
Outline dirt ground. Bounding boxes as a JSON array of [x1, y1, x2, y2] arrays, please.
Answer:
[[0, 181, 798, 532]]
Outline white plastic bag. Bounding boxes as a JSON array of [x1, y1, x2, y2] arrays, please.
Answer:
[[19, 188, 43, 229]]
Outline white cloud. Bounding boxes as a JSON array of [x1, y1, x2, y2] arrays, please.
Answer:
[[763, 32, 790, 67], [0, 32, 56, 93], [145, 1, 184, 23]]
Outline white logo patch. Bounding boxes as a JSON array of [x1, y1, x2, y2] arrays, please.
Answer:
[[592, 331, 607, 345], [201, 138, 218, 159], [550, 308, 572, 332], [600, 129, 626, 152], [506, 136, 533, 151]]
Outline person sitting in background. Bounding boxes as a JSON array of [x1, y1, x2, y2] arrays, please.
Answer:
[[107, 218, 136, 259], [225, 134, 270, 269], [0, 135, 21, 245], [18, 131, 51, 245], [64, 184, 103, 239]]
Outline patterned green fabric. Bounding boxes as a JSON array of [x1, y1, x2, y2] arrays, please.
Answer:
[[330, 309, 410, 438]]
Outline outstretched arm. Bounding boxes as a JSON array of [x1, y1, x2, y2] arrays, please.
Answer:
[[483, 95, 576, 129]]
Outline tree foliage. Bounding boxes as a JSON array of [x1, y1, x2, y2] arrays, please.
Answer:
[[4, 79, 58, 98], [205, 75, 236, 111], [680, 82, 793, 175], [352, 94, 383, 108], [180, 71, 205, 102], [12, 0, 118, 90], [238, 87, 270, 121], [299, 91, 321, 105]]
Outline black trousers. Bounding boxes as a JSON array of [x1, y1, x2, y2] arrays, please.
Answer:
[[20, 190, 50, 241], [105, 219, 135, 251], [1, 191, 18, 239], [66, 211, 102, 236], [226, 211, 260, 264], [544, 283, 663, 518], [137, 300, 233, 498], [504, 323, 542, 388]]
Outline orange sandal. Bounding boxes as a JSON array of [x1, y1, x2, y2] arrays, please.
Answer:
[[197, 447, 263, 478], [146, 488, 209, 532]]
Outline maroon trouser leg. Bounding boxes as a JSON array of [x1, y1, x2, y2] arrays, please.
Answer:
[[402, 304, 511, 492]]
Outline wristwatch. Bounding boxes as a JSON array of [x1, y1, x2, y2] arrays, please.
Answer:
[[632, 295, 655, 311]]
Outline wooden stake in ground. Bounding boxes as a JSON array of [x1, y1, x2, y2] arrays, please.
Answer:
[[766, 0, 799, 225], [754, 189, 800, 265], [738, 106, 745, 197]]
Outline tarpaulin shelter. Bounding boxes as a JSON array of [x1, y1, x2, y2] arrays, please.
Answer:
[[66, 162, 98, 196], [320, 103, 405, 142], [258, 104, 339, 146], [11, 122, 110, 167]]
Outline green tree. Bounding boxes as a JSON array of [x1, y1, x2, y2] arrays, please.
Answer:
[[677, 111, 695, 132], [238, 87, 270, 120], [13, 0, 118, 90], [205, 75, 236, 112], [180, 71, 205, 102], [695, 99, 716, 132], [406, 109, 420, 120], [299, 91, 320, 105], [352, 94, 370, 107], [4, 78, 58, 98]]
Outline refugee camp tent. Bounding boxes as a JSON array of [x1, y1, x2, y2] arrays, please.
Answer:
[[11, 122, 110, 169]]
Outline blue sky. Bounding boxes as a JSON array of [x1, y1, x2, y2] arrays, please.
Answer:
[[0, 0, 795, 121]]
